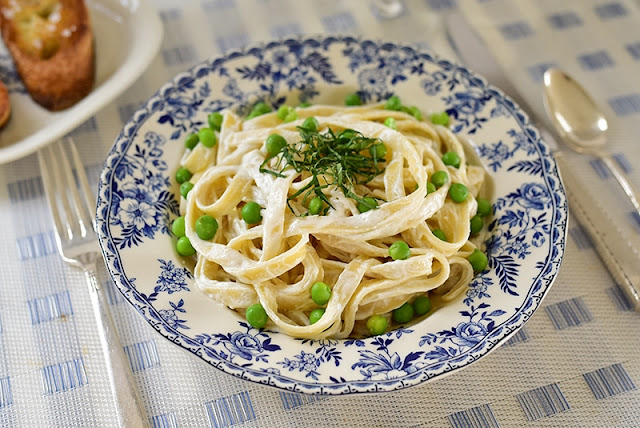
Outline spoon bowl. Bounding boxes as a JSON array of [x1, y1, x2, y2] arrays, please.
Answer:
[[543, 68, 608, 153], [543, 67, 640, 217]]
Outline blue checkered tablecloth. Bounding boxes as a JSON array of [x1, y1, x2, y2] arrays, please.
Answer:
[[1, 0, 639, 426]]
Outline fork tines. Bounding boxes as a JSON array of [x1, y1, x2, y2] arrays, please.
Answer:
[[38, 138, 96, 244]]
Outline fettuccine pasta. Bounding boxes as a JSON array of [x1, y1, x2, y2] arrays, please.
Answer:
[[178, 101, 489, 339]]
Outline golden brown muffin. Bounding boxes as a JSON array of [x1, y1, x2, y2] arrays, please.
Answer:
[[0, 0, 94, 111]]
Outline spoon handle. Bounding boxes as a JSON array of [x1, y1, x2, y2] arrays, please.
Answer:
[[599, 153, 640, 217]]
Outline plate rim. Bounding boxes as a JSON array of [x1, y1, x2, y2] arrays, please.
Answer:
[[96, 35, 568, 395]]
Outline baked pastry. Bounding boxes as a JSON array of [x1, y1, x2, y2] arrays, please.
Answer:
[[0, 78, 9, 127], [0, 0, 94, 111]]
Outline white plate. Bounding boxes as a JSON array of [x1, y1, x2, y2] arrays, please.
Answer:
[[97, 37, 568, 395], [0, 0, 163, 164]]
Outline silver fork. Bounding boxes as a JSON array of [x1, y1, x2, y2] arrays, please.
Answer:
[[38, 138, 150, 428]]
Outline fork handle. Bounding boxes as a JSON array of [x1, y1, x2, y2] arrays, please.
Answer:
[[84, 266, 150, 428]]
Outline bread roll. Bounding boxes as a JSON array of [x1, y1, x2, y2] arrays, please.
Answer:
[[0, 0, 95, 111]]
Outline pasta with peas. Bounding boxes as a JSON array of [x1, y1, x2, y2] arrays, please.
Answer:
[[174, 97, 490, 339]]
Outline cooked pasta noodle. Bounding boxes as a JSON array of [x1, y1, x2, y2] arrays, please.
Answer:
[[180, 103, 488, 339]]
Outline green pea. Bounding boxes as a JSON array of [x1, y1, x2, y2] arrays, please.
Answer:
[[369, 143, 387, 160], [309, 308, 325, 324], [311, 281, 331, 305], [345, 92, 362, 106], [432, 228, 447, 241], [241, 201, 262, 224], [401, 105, 423, 120], [340, 130, 358, 141], [247, 102, 271, 119], [246, 303, 268, 328], [265, 134, 287, 157], [468, 249, 488, 272], [208, 112, 224, 131], [384, 117, 396, 129], [449, 183, 469, 203], [476, 197, 492, 217], [357, 197, 378, 213], [408, 106, 422, 120], [175, 167, 191, 184], [470, 215, 484, 234], [426, 181, 436, 195], [392, 302, 414, 324], [389, 240, 410, 260], [413, 295, 432, 316], [198, 128, 217, 148], [385, 95, 402, 111], [430, 111, 450, 126], [195, 214, 218, 240], [431, 171, 448, 188], [308, 196, 324, 215], [171, 216, 185, 237], [185, 133, 199, 150], [442, 151, 461, 168], [256, 102, 272, 113], [277, 105, 291, 120], [176, 236, 196, 256], [284, 110, 298, 122], [180, 182, 194, 199], [301, 116, 319, 132], [298, 101, 311, 108], [366, 314, 388, 336]]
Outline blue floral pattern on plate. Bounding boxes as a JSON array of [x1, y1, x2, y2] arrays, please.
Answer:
[[96, 36, 567, 395]]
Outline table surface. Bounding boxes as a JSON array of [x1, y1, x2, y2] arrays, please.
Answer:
[[1, 0, 640, 427]]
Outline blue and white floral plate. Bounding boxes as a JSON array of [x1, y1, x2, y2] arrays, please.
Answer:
[[96, 36, 567, 395]]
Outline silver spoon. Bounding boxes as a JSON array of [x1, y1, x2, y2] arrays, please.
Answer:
[[543, 68, 640, 217]]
